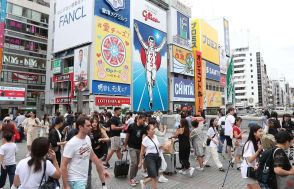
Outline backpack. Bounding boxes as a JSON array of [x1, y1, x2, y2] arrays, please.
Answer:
[[256, 147, 280, 187]]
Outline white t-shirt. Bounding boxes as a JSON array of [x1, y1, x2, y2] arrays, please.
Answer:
[[63, 135, 92, 182], [224, 114, 235, 137], [207, 127, 218, 148], [0, 143, 17, 165], [142, 135, 160, 155], [127, 118, 135, 126], [241, 141, 257, 178], [217, 116, 226, 129], [15, 157, 55, 189]]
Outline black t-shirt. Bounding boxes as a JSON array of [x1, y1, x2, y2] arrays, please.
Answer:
[[104, 119, 112, 137], [127, 123, 147, 150], [273, 148, 292, 171], [110, 116, 122, 137]]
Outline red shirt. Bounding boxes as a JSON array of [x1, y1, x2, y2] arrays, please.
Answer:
[[233, 125, 242, 139]]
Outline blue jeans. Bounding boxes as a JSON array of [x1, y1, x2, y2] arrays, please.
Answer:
[[0, 164, 16, 187], [68, 180, 87, 189], [218, 135, 226, 153]]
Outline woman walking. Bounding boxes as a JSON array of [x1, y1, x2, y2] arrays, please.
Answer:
[[23, 111, 41, 153], [40, 114, 50, 138], [233, 117, 246, 170], [190, 119, 205, 171]]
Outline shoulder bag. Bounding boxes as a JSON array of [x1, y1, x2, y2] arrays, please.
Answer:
[[38, 160, 56, 189], [148, 136, 162, 169]]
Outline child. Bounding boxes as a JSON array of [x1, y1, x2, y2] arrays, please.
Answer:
[[0, 132, 17, 188]]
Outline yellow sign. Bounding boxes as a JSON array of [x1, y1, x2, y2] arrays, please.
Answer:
[[192, 19, 219, 64], [94, 17, 131, 84], [172, 45, 194, 76], [206, 90, 222, 107]]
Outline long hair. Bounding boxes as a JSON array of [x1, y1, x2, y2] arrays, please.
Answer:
[[282, 114, 291, 127], [209, 118, 216, 128], [242, 124, 262, 155], [28, 137, 50, 172], [43, 114, 49, 124], [180, 119, 190, 137]]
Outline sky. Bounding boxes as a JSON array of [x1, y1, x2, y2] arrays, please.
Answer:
[[181, 0, 294, 86]]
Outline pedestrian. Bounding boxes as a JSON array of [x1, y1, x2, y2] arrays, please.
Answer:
[[174, 109, 181, 129], [261, 110, 271, 131], [49, 116, 67, 166], [204, 118, 225, 172], [15, 112, 26, 141], [282, 114, 294, 134], [190, 119, 205, 171], [139, 124, 165, 189], [40, 114, 50, 138], [233, 117, 246, 170], [224, 107, 236, 160], [103, 107, 126, 169], [10, 137, 60, 189], [101, 112, 112, 161], [90, 117, 109, 159], [170, 119, 195, 176], [124, 114, 147, 187], [241, 124, 263, 184], [126, 112, 135, 126], [217, 111, 226, 153], [0, 132, 17, 188], [61, 115, 109, 189], [1, 117, 20, 142], [22, 111, 41, 153]]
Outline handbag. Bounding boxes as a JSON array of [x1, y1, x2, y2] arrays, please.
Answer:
[[39, 160, 56, 189], [206, 134, 216, 146], [246, 166, 257, 179], [148, 136, 162, 169]]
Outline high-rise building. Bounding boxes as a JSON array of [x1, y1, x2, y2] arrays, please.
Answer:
[[0, 0, 49, 118]]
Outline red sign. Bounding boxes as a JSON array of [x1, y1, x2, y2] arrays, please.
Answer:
[[195, 51, 203, 116], [0, 86, 25, 101], [142, 10, 160, 23], [12, 72, 39, 81], [52, 73, 72, 82], [95, 96, 130, 106], [220, 75, 226, 87], [55, 97, 72, 104]]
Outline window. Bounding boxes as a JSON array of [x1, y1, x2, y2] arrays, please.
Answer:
[[252, 92, 254, 95], [251, 70, 253, 72], [250, 53, 252, 56], [250, 64, 253, 67], [32, 11, 41, 22], [251, 81, 253, 84], [6, 3, 13, 14], [251, 75, 253, 78], [23, 8, 32, 19], [252, 87, 254, 89], [250, 59, 252, 61], [12, 5, 23, 16]]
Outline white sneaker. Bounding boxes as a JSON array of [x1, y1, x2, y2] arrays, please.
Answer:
[[140, 180, 146, 189], [195, 167, 204, 171], [141, 172, 148, 178], [102, 186, 107, 189], [178, 169, 187, 175], [189, 167, 195, 177], [158, 175, 168, 183]]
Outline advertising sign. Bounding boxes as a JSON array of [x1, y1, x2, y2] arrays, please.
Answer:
[[92, 80, 130, 96], [133, 19, 167, 111], [132, 0, 167, 32], [168, 8, 191, 50], [220, 74, 226, 87], [55, 97, 72, 104], [194, 51, 203, 115], [0, 22, 4, 48], [219, 46, 227, 74], [94, 17, 131, 84], [224, 18, 230, 57], [12, 72, 39, 82], [206, 90, 222, 107], [53, 73, 74, 98], [0, 48, 2, 73], [95, 96, 130, 106], [54, 0, 94, 53], [94, 0, 130, 27], [173, 76, 194, 102], [206, 60, 220, 81], [74, 46, 88, 90], [172, 45, 194, 76], [0, 86, 25, 101], [0, 0, 6, 22], [52, 59, 62, 74], [191, 19, 201, 52]]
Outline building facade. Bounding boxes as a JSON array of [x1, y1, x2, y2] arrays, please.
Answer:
[[0, 0, 49, 118]]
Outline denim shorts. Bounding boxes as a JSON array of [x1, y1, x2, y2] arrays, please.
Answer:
[[68, 180, 87, 189]]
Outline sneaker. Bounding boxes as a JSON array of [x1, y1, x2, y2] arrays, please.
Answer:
[[141, 171, 148, 178], [129, 179, 136, 187], [134, 178, 140, 184], [219, 168, 225, 172], [195, 166, 204, 171], [103, 163, 110, 169], [140, 180, 146, 189], [178, 169, 187, 175], [158, 175, 168, 183], [102, 186, 107, 189], [189, 167, 195, 177]]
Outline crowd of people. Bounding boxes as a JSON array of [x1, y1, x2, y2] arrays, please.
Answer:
[[0, 107, 293, 189]]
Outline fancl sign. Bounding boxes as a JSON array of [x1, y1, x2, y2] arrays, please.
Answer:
[[54, 0, 93, 53]]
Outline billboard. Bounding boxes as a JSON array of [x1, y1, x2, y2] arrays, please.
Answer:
[[95, 96, 130, 106], [168, 8, 191, 49], [133, 19, 167, 111], [0, 86, 25, 101], [74, 46, 89, 90], [171, 45, 194, 76], [54, 0, 93, 53], [0, 0, 6, 22], [224, 18, 230, 57], [92, 80, 130, 96], [173, 76, 194, 102], [219, 46, 227, 74], [206, 90, 222, 107], [94, 17, 131, 84], [0, 48, 2, 73], [206, 61, 220, 81], [191, 19, 219, 64], [94, 0, 130, 27], [195, 51, 203, 115]]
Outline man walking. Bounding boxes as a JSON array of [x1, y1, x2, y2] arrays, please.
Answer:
[[124, 114, 147, 186], [224, 107, 236, 159], [61, 115, 109, 189], [103, 107, 126, 168]]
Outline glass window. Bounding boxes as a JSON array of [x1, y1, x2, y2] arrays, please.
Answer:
[[23, 8, 32, 19], [12, 5, 23, 16], [6, 3, 13, 14], [41, 14, 49, 23], [32, 11, 41, 22]]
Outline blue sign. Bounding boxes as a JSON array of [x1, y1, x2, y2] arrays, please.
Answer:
[[95, 0, 130, 28], [92, 80, 130, 96], [1, 0, 7, 22], [173, 76, 195, 101], [206, 61, 220, 81], [177, 12, 189, 40]]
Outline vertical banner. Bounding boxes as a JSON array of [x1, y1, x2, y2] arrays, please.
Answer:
[[224, 18, 230, 57], [0, 0, 6, 74], [133, 20, 167, 111], [195, 51, 203, 115], [74, 46, 89, 91], [94, 17, 131, 84]]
